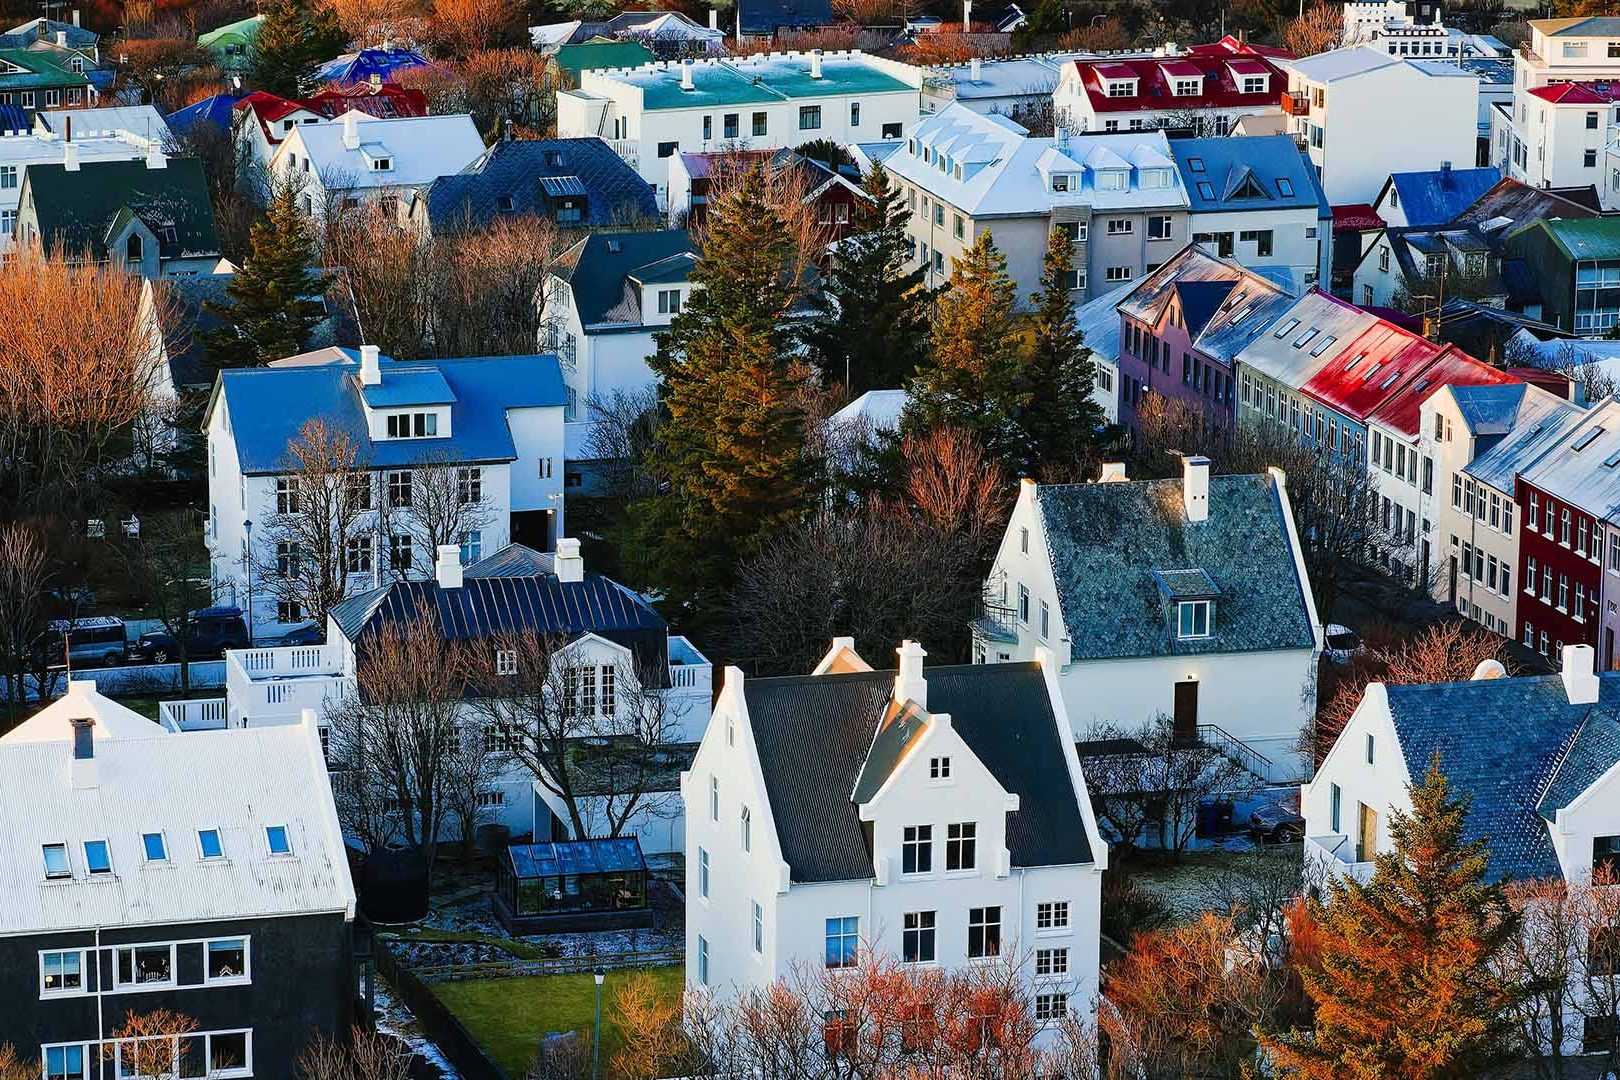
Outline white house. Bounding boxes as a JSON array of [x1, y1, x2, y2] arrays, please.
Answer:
[[1283, 45, 1479, 205], [557, 50, 923, 199], [1053, 39, 1289, 138], [1341, 0, 1508, 59], [1494, 80, 1620, 209], [680, 637, 1105, 1036], [976, 457, 1322, 780], [269, 111, 485, 222], [1302, 644, 1620, 1051], [0, 124, 155, 252], [202, 345, 567, 638]]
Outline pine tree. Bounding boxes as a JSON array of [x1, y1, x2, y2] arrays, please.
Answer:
[[632, 164, 812, 631], [1259, 757, 1523, 1078], [1016, 228, 1105, 474], [205, 184, 324, 368], [800, 163, 930, 395], [249, 0, 348, 98], [902, 229, 1026, 471]]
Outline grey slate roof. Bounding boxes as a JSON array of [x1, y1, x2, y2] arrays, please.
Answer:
[[419, 138, 657, 233], [739, 0, 834, 34], [744, 663, 1093, 884], [553, 228, 695, 332], [1384, 672, 1620, 881], [1037, 473, 1316, 661]]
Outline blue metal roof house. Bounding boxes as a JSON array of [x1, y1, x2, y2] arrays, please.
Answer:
[[312, 46, 430, 87], [410, 137, 658, 234]]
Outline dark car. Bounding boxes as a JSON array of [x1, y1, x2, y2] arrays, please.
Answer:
[[35, 617, 128, 669], [267, 622, 324, 647], [132, 607, 250, 664], [1249, 793, 1305, 843]]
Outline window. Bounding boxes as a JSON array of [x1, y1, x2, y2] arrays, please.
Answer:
[[43, 1045, 85, 1080], [723, 112, 739, 139], [266, 825, 292, 856], [741, 805, 752, 852], [198, 828, 224, 859], [43, 843, 70, 879], [752, 901, 764, 953], [657, 288, 681, 314], [697, 935, 709, 984], [902, 824, 933, 874], [276, 476, 300, 514], [1330, 783, 1342, 833], [1588, 149, 1599, 168], [387, 470, 412, 508], [1106, 265, 1132, 282], [967, 906, 1001, 958], [142, 832, 167, 862], [698, 847, 710, 899], [1177, 599, 1211, 638], [0, 164, 15, 189], [459, 530, 482, 565], [953, 213, 964, 240], [799, 105, 822, 130], [1035, 947, 1069, 976], [276, 540, 300, 578], [1035, 992, 1068, 1022], [657, 141, 678, 158], [1039, 601, 1050, 639], [41, 950, 83, 995], [903, 911, 936, 963], [389, 534, 413, 574], [946, 821, 977, 870], [1365, 733, 1375, 765], [825, 916, 859, 968], [1106, 218, 1133, 235], [752, 111, 767, 136], [207, 938, 249, 982], [280, 599, 304, 625], [84, 840, 111, 876], [929, 756, 950, 779], [1036, 900, 1069, 930], [850, 101, 860, 126], [116, 944, 174, 987], [1017, 583, 1030, 623], [456, 467, 482, 505], [1147, 215, 1172, 240]]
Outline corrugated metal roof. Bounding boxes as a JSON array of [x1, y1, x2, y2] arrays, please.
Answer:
[[1301, 322, 1448, 423], [1386, 166, 1501, 228], [1235, 290, 1376, 389], [1463, 393, 1585, 492], [1516, 397, 1620, 522], [0, 682, 353, 936], [1366, 349, 1515, 437]]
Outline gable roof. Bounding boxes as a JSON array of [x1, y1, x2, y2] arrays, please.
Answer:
[[198, 14, 262, 47], [553, 228, 695, 331], [312, 46, 431, 86], [0, 46, 89, 89], [165, 92, 244, 137], [1523, 217, 1620, 264], [587, 51, 914, 111], [1036, 472, 1316, 660], [0, 680, 353, 935], [419, 137, 656, 232], [743, 662, 1093, 883], [283, 112, 486, 192], [1171, 134, 1329, 214], [1383, 165, 1501, 228], [1288, 44, 1405, 82], [213, 349, 566, 474], [1514, 398, 1620, 522], [1067, 42, 1289, 115], [156, 272, 358, 391], [1236, 289, 1376, 389], [1463, 392, 1586, 492], [23, 156, 219, 261], [1533, 16, 1620, 37], [1366, 349, 1516, 437]]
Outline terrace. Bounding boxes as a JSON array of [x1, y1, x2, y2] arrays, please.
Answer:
[[158, 643, 350, 732]]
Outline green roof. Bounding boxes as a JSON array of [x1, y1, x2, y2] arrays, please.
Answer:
[[0, 48, 89, 90], [553, 39, 654, 81], [1534, 217, 1620, 263], [198, 14, 263, 47], [24, 157, 220, 260], [620, 55, 915, 111]]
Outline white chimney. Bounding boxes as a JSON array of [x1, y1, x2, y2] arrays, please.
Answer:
[[1098, 461, 1127, 483], [963, 0, 972, 26], [1562, 644, 1599, 705], [810, 49, 823, 79], [709, 8, 718, 29], [1183, 455, 1210, 523], [145, 147, 167, 169], [55, 29, 66, 46], [72, 8, 80, 26], [342, 110, 360, 150], [359, 343, 381, 385], [435, 544, 463, 589], [970, 56, 982, 82], [555, 537, 585, 583], [62, 142, 79, 170], [894, 639, 927, 709], [680, 58, 695, 91]]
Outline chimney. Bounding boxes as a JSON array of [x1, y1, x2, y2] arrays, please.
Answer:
[[1183, 455, 1210, 522], [69, 712, 97, 789], [55, 29, 66, 47], [963, 0, 972, 26], [1098, 461, 1128, 483], [555, 537, 584, 583], [680, 58, 694, 91], [810, 49, 823, 79], [1439, 160, 1452, 188], [145, 146, 167, 169], [1562, 644, 1599, 705], [435, 544, 463, 589], [970, 56, 982, 82], [342, 110, 360, 150], [63, 141, 79, 170], [72, 8, 80, 25], [709, 8, 718, 29], [894, 640, 927, 708], [359, 343, 381, 385]]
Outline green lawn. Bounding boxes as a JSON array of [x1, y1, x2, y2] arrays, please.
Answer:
[[431, 964, 684, 1077]]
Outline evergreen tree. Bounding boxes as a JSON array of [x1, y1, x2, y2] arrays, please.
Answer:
[[1017, 228, 1105, 474], [249, 0, 348, 98], [632, 165, 812, 632], [800, 162, 930, 394], [205, 184, 324, 368], [902, 229, 1026, 470], [1259, 758, 1523, 1078]]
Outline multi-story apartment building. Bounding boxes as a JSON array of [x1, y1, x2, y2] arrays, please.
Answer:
[[0, 679, 356, 1079], [1053, 38, 1289, 137], [1235, 289, 1381, 453], [203, 345, 567, 639], [557, 50, 923, 199], [1282, 45, 1479, 204], [882, 102, 1189, 304], [1342, 0, 1509, 59], [681, 637, 1105, 1031]]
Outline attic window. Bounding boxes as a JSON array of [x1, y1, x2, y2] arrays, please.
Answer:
[[1273, 318, 1301, 338], [42, 843, 70, 879], [266, 825, 293, 856], [369, 157, 393, 171], [1177, 599, 1212, 639], [1574, 428, 1605, 452], [198, 829, 225, 860], [496, 194, 515, 212], [1173, 77, 1201, 96], [1052, 174, 1072, 192]]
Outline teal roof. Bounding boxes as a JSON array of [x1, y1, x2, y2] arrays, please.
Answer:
[[552, 39, 653, 81], [0, 48, 89, 90], [198, 14, 262, 46], [623, 55, 914, 111], [1534, 217, 1620, 263]]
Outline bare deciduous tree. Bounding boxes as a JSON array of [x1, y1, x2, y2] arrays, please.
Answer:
[[0, 523, 50, 726], [381, 451, 496, 566], [297, 1026, 416, 1080]]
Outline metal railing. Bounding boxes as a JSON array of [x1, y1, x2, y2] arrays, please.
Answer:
[[157, 697, 228, 732], [1280, 90, 1310, 116], [1196, 722, 1276, 782]]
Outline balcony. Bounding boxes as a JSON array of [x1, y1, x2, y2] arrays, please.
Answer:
[[225, 643, 350, 726], [158, 697, 228, 732], [666, 635, 711, 694], [605, 138, 639, 169], [1280, 90, 1310, 116], [1305, 832, 1375, 884]]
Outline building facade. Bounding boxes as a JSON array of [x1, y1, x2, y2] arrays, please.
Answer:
[[1053, 39, 1289, 137]]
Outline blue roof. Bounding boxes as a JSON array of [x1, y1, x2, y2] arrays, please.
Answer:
[[360, 367, 453, 407], [506, 836, 646, 878], [1169, 135, 1329, 215], [738, 0, 833, 34], [165, 92, 244, 137], [419, 138, 656, 233], [1386, 166, 1501, 228], [312, 47, 430, 86], [1383, 672, 1620, 881], [215, 350, 566, 474], [1447, 383, 1531, 436], [0, 103, 26, 133]]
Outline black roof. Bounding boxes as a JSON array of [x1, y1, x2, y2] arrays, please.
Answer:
[[739, 0, 834, 34], [24, 157, 219, 261], [418, 138, 657, 233], [743, 663, 1094, 884]]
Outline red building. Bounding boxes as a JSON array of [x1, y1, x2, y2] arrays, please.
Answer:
[[668, 148, 868, 242]]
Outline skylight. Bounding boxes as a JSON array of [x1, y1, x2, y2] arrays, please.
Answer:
[[1273, 318, 1301, 339], [1363, 361, 1384, 381], [1308, 335, 1338, 357], [1293, 328, 1319, 348], [266, 825, 293, 856], [1604, 449, 1620, 468], [1573, 427, 1605, 451], [43, 843, 70, 880], [142, 833, 167, 862], [1380, 370, 1402, 389], [1230, 305, 1254, 324], [1187, 157, 1206, 173], [1277, 178, 1294, 197], [198, 829, 224, 860], [84, 840, 112, 876], [1344, 352, 1370, 373]]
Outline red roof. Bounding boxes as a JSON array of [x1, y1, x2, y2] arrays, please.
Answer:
[[1527, 81, 1620, 105], [1190, 35, 1294, 60], [303, 84, 429, 120], [1302, 320, 1507, 427], [1332, 203, 1385, 231], [677, 148, 776, 179], [1368, 351, 1517, 436], [1069, 42, 1287, 114]]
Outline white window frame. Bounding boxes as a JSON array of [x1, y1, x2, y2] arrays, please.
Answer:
[[39, 948, 88, 998], [114, 942, 177, 991], [204, 937, 252, 985]]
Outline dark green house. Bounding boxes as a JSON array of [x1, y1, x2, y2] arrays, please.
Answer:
[[1504, 217, 1620, 336]]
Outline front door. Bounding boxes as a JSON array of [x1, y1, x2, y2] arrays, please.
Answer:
[[1173, 679, 1199, 747], [1356, 802, 1379, 863]]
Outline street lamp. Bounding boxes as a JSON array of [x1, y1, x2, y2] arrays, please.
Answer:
[[242, 519, 254, 646], [592, 966, 606, 1080]]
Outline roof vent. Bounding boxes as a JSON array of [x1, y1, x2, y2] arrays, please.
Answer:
[[1469, 659, 1506, 680], [606, 239, 622, 253], [555, 537, 584, 583]]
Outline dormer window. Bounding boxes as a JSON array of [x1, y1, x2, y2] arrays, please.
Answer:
[[1052, 173, 1072, 192], [496, 194, 516, 212], [1177, 599, 1212, 638], [369, 156, 393, 171], [1096, 169, 1127, 191], [1106, 78, 1137, 97], [657, 289, 682, 314], [1242, 74, 1268, 93], [1139, 167, 1172, 189], [386, 411, 438, 438], [1173, 77, 1201, 96]]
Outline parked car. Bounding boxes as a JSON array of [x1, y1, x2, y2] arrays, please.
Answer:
[[37, 617, 128, 669], [1249, 793, 1304, 843], [1324, 623, 1365, 666], [268, 622, 324, 647], [131, 607, 250, 664]]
